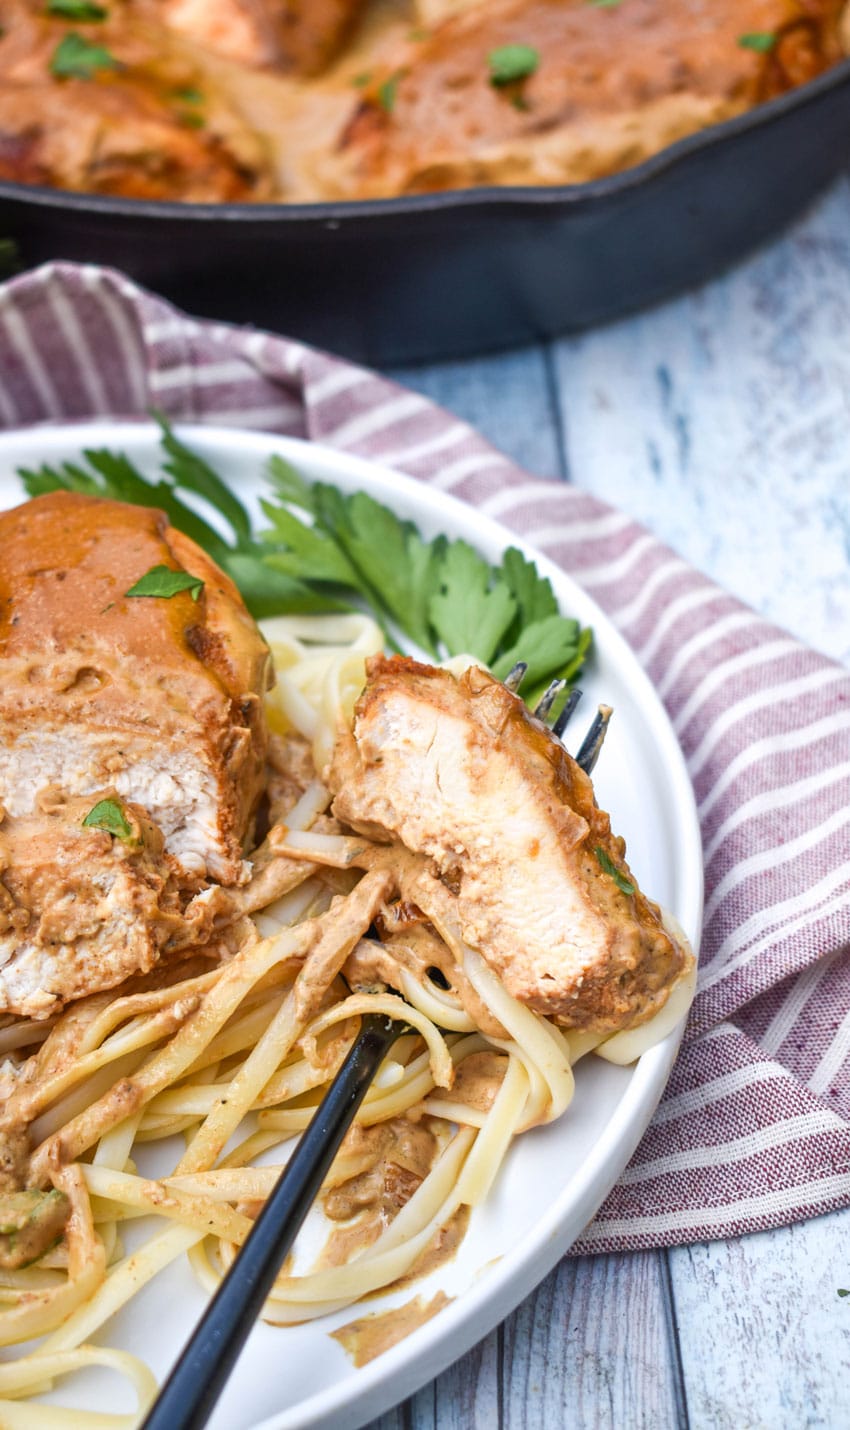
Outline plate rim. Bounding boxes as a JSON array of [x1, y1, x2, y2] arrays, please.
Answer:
[[0, 420, 704, 1430]]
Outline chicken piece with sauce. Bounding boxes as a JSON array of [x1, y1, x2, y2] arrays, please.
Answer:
[[0, 491, 271, 1018], [143, 0, 368, 76], [0, 0, 274, 201], [328, 0, 848, 197], [329, 656, 690, 1034]]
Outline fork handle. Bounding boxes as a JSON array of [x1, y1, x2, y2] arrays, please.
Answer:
[[142, 1012, 404, 1430]]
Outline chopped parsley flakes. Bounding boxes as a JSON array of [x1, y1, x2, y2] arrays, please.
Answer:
[[82, 798, 138, 846], [595, 847, 635, 896], [488, 44, 539, 87], [738, 32, 777, 53], [50, 31, 119, 78]]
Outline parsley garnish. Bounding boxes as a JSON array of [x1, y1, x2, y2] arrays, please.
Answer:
[[18, 419, 592, 696], [738, 32, 776, 52], [838, 1288, 850, 1298], [47, 0, 108, 17], [488, 44, 539, 87], [377, 73, 400, 113], [125, 565, 204, 601], [173, 86, 203, 105], [595, 847, 635, 896], [82, 798, 137, 845], [588, 0, 623, 7], [50, 31, 119, 77], [351, 71, 371, 88]]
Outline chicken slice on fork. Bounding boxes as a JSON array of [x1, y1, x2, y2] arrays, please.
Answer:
[[328, 656, 690, 1034]]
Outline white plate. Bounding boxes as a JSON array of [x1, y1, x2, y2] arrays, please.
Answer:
[[0, 422, 703, 1430]]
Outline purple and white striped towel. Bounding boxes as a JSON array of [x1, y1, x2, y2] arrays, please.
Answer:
[[1, 261, 848, 1252]]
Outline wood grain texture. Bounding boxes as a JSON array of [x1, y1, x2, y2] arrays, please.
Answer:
[[669, 1210, 850, 1430], [364, 172, 850, 1430], [501, 1252, 684, 1430]]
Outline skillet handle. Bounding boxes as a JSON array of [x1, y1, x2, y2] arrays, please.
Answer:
[[141, 1012, 403, 1430]]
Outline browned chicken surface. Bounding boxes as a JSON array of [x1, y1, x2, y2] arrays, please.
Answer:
[[333, 0, 848, 197], [0, 492, 271, 1017], [0, 0, 846, 202], [329, 656, 689, 1033], [0, 0, 274, 200], [142, 0, 368, 76]]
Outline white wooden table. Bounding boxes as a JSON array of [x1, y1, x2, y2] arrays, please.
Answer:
[[363, 174, 850, 1430]]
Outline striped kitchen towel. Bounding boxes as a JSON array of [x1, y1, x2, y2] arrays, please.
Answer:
[[0, 260, 848, 1251]]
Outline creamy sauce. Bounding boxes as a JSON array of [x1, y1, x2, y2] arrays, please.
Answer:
[[319, 1115, 440, 1269], [331, 1290, 453, 1366], [386, 1204, 470, 1292], [450, 1051, 506, 1114]]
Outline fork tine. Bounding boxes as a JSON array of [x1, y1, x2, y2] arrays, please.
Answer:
[[533, 678, 567, 720], [503, 661, 528, 693], [552, 686, 583, 738], [575, 704, 613, 774]]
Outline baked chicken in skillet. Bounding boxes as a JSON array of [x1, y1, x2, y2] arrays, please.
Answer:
[[0, 0, 846, 203], [0, 0, 274, 200], [329, 0, 849, 197]]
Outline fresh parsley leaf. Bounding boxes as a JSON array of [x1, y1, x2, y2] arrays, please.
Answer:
[[267, 453, 317, 513], [351, 71, 372, 88], [125, 565, 204, 601], [260, 499, 362, 588], [430, 540, 516, 663], [378, 73, 400, 113], [594, 847, 635, 896], [223, 553, 343, 618], [488, 44, 539, 87], [587, 0, 623, 7], [738, 31, 776, 52], [332, 489, 443, 653], [501, 547, 559, 628], [173, 86, 203, 104], [50, 31, 119, 77], [492, 614, 583, 686], [838, 1288, 850, 1298], [82, 798, 137, 845], [156, 415, 253, 547], [47, 0, 107, 16]]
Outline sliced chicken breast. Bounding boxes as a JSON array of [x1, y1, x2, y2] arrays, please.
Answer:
[[0, 793, 185, 1018], [0, 491, 272, 1016], [329, 656, 689, 1033]]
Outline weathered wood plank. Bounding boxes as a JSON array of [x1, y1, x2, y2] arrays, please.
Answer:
[[669, 1206, 850, 1430], [501, 1251, 683, 1430], [406, 1325, 501, 1430]]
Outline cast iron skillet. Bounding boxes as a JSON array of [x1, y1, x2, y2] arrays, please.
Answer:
[[1, 60, 849, 364]]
